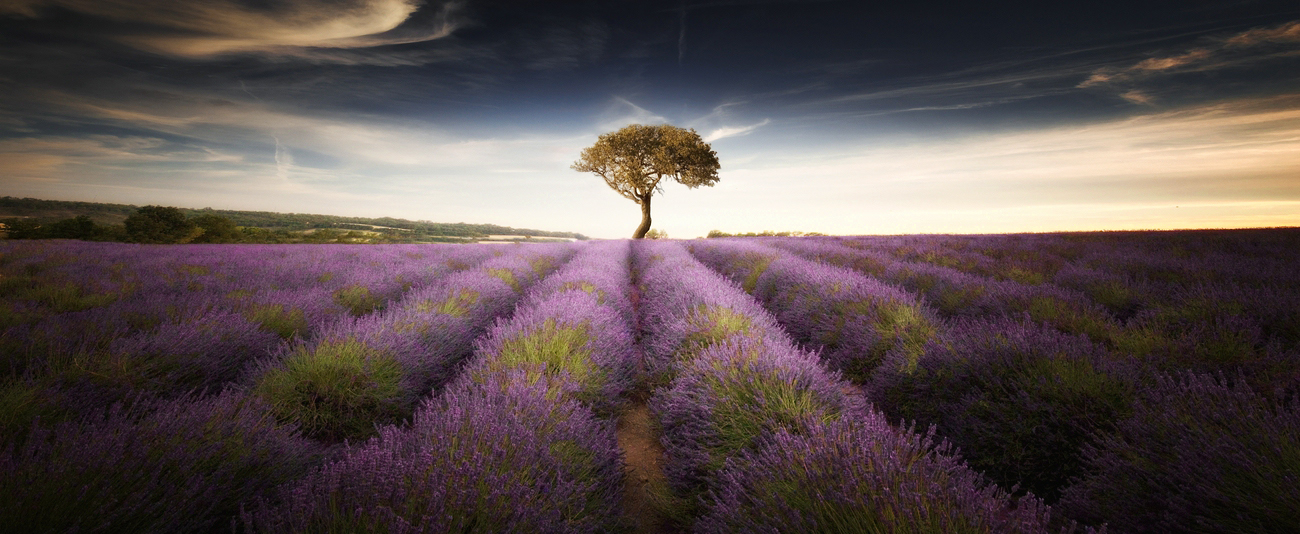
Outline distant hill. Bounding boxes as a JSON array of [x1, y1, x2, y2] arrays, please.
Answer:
[[0, 196, 588, 241]]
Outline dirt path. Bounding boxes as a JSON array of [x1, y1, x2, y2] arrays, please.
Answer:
[[616, 399, 674, 534]]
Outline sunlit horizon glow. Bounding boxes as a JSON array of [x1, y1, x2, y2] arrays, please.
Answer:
[[1, 1, 1298, 239]]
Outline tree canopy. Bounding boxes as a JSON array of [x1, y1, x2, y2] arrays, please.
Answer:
[[124, 206, 200, 244], [572, 124, 720, 239]]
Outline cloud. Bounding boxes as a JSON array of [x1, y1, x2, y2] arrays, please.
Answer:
[[596, 97, 671, 131], [703, 118, 770, 141], [1078, 19, 1300, 89], [1, 0, 463, 58], [1132, 48, 1213, 71], [0, 134, 244, 180], [1224, 20, 1300, 47], [1119, 89, 1154, 105]]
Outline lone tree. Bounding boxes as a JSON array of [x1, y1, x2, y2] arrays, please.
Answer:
[[572, 124, 720, 239]]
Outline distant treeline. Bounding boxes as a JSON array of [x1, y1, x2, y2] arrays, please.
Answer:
[[0, 196, 588, 243], [707, 230, 826, 238]]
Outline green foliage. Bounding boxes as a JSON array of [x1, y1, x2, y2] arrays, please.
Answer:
[[486, 267, 519, 292], [476, 320, 603, 405], [702, 361, 842, 474], [189, 214, 242, 243], [822, 299, 936, 382], [1025, 296, 1115, 344], [960, 356, 1134, 502], [573, 124, 720, 238], [0, 379, 54, 445], [247, 304, 308, 339], [679, 305, 754, 360], [2, 215, 123, 241], [558, 281, 607, 304], [705, 230, 825, 238], [0, 196, 588, 243], [333, 285, 383, 316], [124, 206, 201, 244], [414, 288, 480, 317], [254, 340, 409, 441], [877, 337, 1135, 504]]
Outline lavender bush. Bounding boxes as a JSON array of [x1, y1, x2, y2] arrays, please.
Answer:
[[690, 238, 940, 383], [695, 415, 1061, 534], [632, 239, 790, 387], [653, 336, 856, 495], [245, 370, 624, 534], [870, 316, 1139, 503], [464, 282, 636, 416], [250, 245, 573, 442], [1058, 372, 1300, 533], [0, 390, 320, 533]]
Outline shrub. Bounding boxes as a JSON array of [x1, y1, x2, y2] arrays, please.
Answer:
[[0, 390, 318, 533], [653, 336, 854, 499], [696, 416, 1059, 534], [253, 339, 412, 442], [245, 371, 623, 533], [870, 317, 1138, 503], [333, 284, 384, 316], [690, 239, 941, 383], [1058, 372, 1300, 533], [123, 205, 200, 244], [465, 289, 636, 416]]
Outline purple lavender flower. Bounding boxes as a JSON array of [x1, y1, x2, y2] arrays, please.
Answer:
[[1058, 371, 1300, 533], [690, 238, 941, 383], [870, 316, 1139, 503], [652, 335, 857, 498], [0, 389, 320, 533], [695, 414, 1060, 534], [245, 370, 623, 533]]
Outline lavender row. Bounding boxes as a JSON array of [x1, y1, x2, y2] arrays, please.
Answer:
[[687, 238, 941, 383], [832, 232, 1300, 351], [1, 390, 321, 533], [768, 236, 1300, 397], [246, 240, 633, 532], [836, 229, 1300, 292], [632, 240, 1055, 531], [248, 242, 577, 442], [0, 243, 575, 532], [0, 244, 503, 444], [1, 242, 498, 379]]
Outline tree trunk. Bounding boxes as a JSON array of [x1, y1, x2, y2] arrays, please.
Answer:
[[632, 194, 652, 239]]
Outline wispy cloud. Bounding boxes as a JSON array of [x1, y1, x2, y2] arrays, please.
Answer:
[[703, 118, 770, 141], [1, 0, 463, 58], [1078, 19, 1300, 89], [597, 97, 671, 130], [1119, 89, 1154, 105]]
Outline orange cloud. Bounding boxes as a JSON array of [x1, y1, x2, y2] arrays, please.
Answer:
[[0, 0, 461, 57], [1225, 20, 1300, 47], [1079, 19, 1299, 89], [1132, 48, 1212, 71]]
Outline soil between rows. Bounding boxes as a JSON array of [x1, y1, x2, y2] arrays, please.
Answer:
[[616, 400, 673, 534]]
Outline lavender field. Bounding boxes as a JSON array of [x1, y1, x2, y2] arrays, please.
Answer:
[[2, 229, 1298, 533]]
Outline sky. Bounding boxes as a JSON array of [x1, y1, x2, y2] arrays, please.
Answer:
[[1, 0, 1298, 239]]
